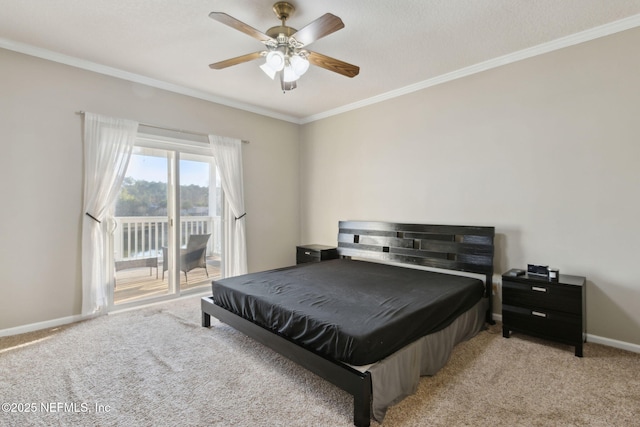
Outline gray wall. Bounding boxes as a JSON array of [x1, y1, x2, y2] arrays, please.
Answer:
[[299, 28, 640, 346], [0, 49, 299, 330]]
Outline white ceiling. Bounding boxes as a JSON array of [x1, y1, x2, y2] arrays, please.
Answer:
[[2, 1, 640, 123]]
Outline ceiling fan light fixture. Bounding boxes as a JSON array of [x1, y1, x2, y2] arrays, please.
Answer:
[[282, 64, 300, 83], [260, 62, 277, 79], [281, 79, 297, 91], [265, 50, 285, 71], [289, 54, 309, 76]]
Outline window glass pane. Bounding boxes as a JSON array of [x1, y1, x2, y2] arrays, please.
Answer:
[[178, 155, 222, 291], [113, 148, 170, 304]]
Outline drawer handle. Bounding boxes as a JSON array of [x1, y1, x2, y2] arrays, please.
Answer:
[[532, 311, 547, 318], [304, 251, 311, 255], [532, 286, 547, 293]]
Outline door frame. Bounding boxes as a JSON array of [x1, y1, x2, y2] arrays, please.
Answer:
[[107, 132, 223, 311]]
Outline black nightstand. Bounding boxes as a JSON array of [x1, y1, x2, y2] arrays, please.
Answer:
[[502, 269, 586, 357], [296, 244, 339, 264]]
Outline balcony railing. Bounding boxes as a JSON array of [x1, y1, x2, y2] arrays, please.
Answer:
[[113, 216, 221, 262]]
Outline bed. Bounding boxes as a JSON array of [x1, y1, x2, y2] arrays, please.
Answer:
[[201, 221, 495, 426]]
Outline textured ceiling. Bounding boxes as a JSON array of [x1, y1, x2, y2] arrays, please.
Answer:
[[2, 0, 640, 122]]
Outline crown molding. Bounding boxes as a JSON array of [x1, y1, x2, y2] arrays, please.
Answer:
[[3, 13, 639, 126], [299, 13, 640, 124], [0, 37, 302, 124]]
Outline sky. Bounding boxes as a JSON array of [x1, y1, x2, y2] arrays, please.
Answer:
[[126, 154, 210, 187]]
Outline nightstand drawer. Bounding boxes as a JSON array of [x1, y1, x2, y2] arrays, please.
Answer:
[[503, 280, 581, 314], [503, 304, 582, 343], [296, 245, 338, 264], [297, 247, 320, 263]]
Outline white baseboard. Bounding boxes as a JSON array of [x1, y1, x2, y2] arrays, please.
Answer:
[[0, 291, 211, 338], [586, 334, 640, 354], [0, 314, 87, 338], [492, 313, 640, 354]]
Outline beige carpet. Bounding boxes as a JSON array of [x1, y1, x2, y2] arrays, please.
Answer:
[[1, 296, 639, 426]]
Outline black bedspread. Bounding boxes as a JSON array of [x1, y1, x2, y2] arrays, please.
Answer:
[[212, 258, 484, 365]]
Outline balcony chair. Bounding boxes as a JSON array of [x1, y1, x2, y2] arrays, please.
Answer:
[[162, 233, 211, 282]]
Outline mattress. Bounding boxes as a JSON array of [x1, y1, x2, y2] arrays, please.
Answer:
[[212, 258, 484, 365]]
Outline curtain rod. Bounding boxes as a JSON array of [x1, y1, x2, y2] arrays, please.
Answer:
[[75, 111, 249, 143]]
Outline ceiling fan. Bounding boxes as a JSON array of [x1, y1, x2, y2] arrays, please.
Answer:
[[208, 2, 360, 92]]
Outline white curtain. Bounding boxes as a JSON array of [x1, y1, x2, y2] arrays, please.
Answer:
[[82, 113, 138, 316], [209, 135, 248, 277]]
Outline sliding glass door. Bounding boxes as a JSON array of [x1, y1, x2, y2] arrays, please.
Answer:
[[177, 154, 222, 292], [112, 148, 170, 305], [110, 142, 222, 308]]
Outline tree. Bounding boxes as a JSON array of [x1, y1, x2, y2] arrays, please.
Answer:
[[115, 179, 209, 216]]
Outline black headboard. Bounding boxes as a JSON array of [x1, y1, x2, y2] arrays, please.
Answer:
[[337, 221, 495, 296]]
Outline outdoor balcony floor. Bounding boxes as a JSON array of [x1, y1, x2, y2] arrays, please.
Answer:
[[114, 257, 221, 305]]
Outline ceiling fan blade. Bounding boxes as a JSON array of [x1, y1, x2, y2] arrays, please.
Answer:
[[291, 13, 344, 46], [307, 51, 360, 78], [209, 52, 264, 69], [209, 12, 275, 43]]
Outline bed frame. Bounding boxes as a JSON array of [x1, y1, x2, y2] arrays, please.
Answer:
[[201, 221, 495, 426]]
